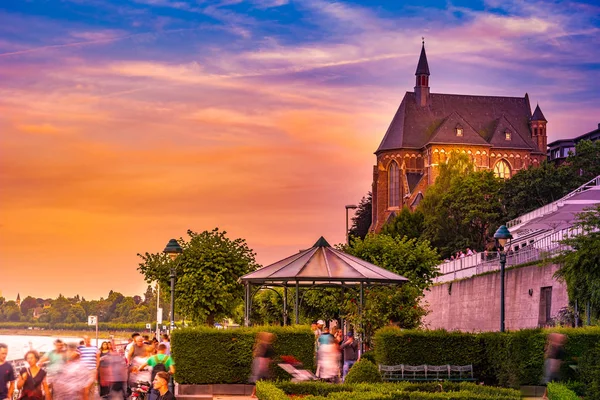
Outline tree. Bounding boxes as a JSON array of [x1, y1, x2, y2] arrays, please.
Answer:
[[555, 204, 600, 314], [0, 301, 22, 322], [349, 192, 372, 240], [501, 161, 575, 221], [20, 296, 38, 316], [138, 228, 260, 325], [418, 154, 505, 257], [567, 139, 600, 183], [381, 207, 424, 240], [340, 233, 440, 335]]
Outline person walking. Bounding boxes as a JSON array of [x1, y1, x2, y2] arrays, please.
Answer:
[[542, 333, 567, 400], [340, 332, 358, 382], [16, 350, 50, 400], [0, 343, 16, 400], [249, 332, 275, 398], [52, 343, 95, 400]]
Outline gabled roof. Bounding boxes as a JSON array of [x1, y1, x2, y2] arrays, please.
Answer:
[[406, 172, 424, 193], [377, 92, 538, 153], [531, 104, 547, 122], [488, 115, 536, 149], [428, 111, 489, 146], [415, 44, 430, 76], [239, 236, 409, 286]]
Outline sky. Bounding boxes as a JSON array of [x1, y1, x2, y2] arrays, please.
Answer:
[[1, 0, 599, 301]]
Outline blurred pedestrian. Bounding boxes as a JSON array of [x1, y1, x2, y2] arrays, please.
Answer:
[[317, 334, 340, 382], [99, 345, 128, 399], [16, 350, 50, 400], [52, 343, 94, 400], [249, 332, 275, 398], [38, 339, 65, 387], [542, 333, 567, 400], [340, 332, 358, 382], [0, 343, 16, 400]]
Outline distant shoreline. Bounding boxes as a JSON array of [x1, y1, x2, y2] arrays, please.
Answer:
[[0, 329, 131, 340]]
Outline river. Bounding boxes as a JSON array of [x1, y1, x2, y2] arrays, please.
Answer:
[[0, 334, 110, 361]]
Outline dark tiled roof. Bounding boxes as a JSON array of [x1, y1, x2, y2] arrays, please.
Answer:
[[531, 104, 547, 122], [415, 44, 430, 75], [428, 112, 489, 146], [406, 172, 424, 193], [377, 92, 538, 152]]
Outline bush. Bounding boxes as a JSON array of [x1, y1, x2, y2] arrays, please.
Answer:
[[547, 382, 579, 400], [579, 341, 600, 399], [361, 350, 376, 364], [171, 325, 314, 384], [345, 359, 383, 384], [256, 381, 520, 400], [373, 326, 600, 388]]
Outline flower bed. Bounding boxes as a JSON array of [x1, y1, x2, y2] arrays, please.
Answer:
[[256, 381, 521, 400]]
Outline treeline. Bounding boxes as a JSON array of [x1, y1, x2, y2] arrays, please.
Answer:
[[0, 286, 167, 324], [0, 321, 148, 331], [351, 139, 600, 259]]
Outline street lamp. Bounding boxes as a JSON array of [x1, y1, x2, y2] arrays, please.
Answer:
[[494, 225, 513, 332], [345, 204, 358, 245], [163, 239, 183, 333]]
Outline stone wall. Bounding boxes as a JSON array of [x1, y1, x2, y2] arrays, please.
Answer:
[[422, 263, 569, 331]]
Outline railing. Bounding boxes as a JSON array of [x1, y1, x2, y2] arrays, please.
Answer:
[[434, 226, 584, 283], [506, 175, 600, 230]]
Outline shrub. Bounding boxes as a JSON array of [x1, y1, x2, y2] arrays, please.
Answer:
[[547, 382, 579, 400], [579, 341, 600, 399], [373, 326, 600, 388], [171, 325, 314, 384], [361, 350, 376, 364], [344, 359, 383, 384], [256, 381, 287, 400]]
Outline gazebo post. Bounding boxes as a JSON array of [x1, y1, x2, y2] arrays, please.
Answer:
[[295, 281, 300, 324], [244, 282, 250, 327], [359, 282, 364, 354], [283, 286, 288, 326]]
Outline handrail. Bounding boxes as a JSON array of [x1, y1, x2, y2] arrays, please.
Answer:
[[506, 175, 600, 229]]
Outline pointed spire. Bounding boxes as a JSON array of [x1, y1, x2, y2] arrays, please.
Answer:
[[313, 236, 331, 248], [415, 40, 430, 76], [531, 104, 547, 122], [16, 293, 20, 301]]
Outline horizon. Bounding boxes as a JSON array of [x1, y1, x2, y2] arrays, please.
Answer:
[[1, 0, 599, 300]]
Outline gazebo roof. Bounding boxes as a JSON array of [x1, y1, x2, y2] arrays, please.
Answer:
[[240, 237, 409, 286]]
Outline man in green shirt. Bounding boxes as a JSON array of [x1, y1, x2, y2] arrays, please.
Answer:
[[137, 344, 174, 400]]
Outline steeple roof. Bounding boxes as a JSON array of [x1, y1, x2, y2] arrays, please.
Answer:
[[415, 42, 430, 76], [531, 104, 547, 122]]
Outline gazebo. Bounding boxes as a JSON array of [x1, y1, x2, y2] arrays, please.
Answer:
[[239, 237, 409, 326]]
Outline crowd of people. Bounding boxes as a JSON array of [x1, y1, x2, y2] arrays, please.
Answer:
[[0, 333, 175, 400], [312, 320, 358, 383]]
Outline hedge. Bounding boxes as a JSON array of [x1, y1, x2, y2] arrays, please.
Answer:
[[257, 381, 521, 400], [0, 322, 148, 331], [374, 326, 600, 388], [547, 382, 579, 400], [171, 325, 314, 384]]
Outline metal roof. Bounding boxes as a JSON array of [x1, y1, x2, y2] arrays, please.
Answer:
[[240, 237, 409, 286]]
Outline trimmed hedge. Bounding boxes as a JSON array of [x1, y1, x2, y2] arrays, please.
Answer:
[[257, 381, 521, 400], [171, 325, 314, 384], [345, 359, 383, 384], [0, 321, 148, 331], [547, 382, 579, 400], [374, 326, 600, 388]]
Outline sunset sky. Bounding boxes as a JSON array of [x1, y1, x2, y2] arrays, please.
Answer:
[[1, 0, 599, 301]]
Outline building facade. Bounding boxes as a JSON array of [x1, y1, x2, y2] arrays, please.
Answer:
[[371, 43, 548, 232], [547, 123, 600, 164]]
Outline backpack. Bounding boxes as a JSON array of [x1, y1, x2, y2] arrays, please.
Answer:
[[151, 354, 170, 381]]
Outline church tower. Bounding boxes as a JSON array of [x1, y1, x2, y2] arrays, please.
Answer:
[[16, 293, 21, 306], [415, 40, 430, 107], [530, 104, 548, 152]]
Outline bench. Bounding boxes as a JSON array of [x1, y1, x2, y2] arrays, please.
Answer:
[[378, 364, 475, 382]]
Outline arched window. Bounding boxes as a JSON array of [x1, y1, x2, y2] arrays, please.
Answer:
[[389, 161, 400, 207], [494, 159, 511, 179]]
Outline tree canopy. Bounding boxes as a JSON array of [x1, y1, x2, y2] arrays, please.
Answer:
[[349, 192, 372, 240], [137, 228, 259, 326], [555, 204, 600, 315]]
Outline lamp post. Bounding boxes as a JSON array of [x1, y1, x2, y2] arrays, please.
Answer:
[[494, 225, 513, 332], [163, 239, 183, 332], [345, 204, 358, 245]]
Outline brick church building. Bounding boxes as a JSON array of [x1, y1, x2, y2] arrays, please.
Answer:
[[371, 42, 548, 232]]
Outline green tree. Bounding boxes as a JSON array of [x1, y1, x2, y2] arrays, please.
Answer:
[[340, 233, 440, 334], [567, 139, 600, 183], [381, 207, 424, 240], [138, 228, 260, 325], [501, 161, 575, 221], [555, 204, 600, 313], [65, 304, 86, 323], [349, 192, 372, 240], [0, 301, 22, 322], [20, 296, 38, 316]]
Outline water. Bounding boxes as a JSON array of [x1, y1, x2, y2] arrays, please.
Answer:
[[0, 334, 109, 361]]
